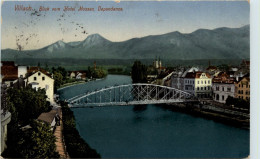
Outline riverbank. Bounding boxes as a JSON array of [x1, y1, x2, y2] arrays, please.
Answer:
[[58, 77, 106, 91], [54, 107, 69, 158], [163, 103, 249, 129], [60, 101, 101, 158], [58, 80, 87, 91]]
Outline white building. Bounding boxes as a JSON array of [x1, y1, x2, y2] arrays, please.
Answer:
[[212, 83, 235, 103], [25, 70, 54, 104], [18, 66, 27, 78], [212, 72, 236, 103], [183, 72, 212, 98]]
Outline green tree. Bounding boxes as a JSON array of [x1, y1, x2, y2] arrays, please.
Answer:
[[53, 71, 63, 92], [7, 87, 51, 125], [131, 61, 147, 83], [226, 96, 250, 109], [56, 66, 67, 78], [18, 121, 59, 158]]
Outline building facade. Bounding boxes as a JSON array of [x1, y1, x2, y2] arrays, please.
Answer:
[[183, 72, 212, 98], [194, 72, 212, 98], [212, 83, 235, 103], [25, 71, 54, 104], [212, 72, 236, 103], [235, 75, 250, 101]]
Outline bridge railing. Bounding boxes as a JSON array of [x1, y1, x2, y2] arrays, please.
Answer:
[[69, 83, 196, 107]]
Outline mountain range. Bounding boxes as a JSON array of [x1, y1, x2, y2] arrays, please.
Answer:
[[2, 25, 249, 61]]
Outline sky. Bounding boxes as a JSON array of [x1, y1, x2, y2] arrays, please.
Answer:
[[1, 1, 249, 50]]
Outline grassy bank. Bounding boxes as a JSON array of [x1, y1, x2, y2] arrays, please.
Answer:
[[58, 80, 86, 90], [60, 101, 101, 158]]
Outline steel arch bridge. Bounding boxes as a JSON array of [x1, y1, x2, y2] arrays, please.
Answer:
[[67, 83, 197, 108]]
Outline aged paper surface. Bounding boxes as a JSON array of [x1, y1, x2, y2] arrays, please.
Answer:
[[1, 0, 251, 158]]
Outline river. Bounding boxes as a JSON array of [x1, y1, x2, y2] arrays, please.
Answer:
[[58, 75, 249, 158]]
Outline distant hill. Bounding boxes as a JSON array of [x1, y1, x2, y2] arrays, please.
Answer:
[[1, 25, 249, 61]]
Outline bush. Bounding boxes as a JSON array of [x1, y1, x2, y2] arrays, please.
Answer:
[[226, 96, 250, 109]]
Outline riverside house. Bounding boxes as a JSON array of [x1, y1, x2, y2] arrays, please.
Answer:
[[183, 71, 212, 98], [212, 72, 236, 103], [25, 67, 54, 104], [235, 74, 250, 101]]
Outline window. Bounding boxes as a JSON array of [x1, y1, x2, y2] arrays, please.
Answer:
[[216, 86, 219, 91], [45, 85, 49, 90], [239, 84, 241, 87], [208, 86, 210, 90], [198, 81, 199, 84], [208, 80, 210, 84], [42, 77, 45, 81], [193, 81, 194, 84], [197, 87, 199, 91], [38, 72, 41, 76], [205, 80, 206, 84], [222, 95, 224, 101], [227, 87, 231, 92], [201, 87, 203, 90], [204, 86, 207, 90], [222, 87, 224, 91], [34, 77, 37, 81]]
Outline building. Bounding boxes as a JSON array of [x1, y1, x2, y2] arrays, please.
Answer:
[[37, 109, 60, 131], [69, 71, 87, 80], [1, 61, 28, 87], [183, 71, 212, 98], [1, 84, 11, 155], [25, 68, 54, 104], [240, 60, 250, 70], [18, 66, 28, 78], [171, 71, 184, 90], [69, 71, 76, 79], [195, 72, 212, 98], [153, 57, 162, 69], [235, 74, 250, 101], [1, 61, 18, 87], [212, 72, 236, 103]]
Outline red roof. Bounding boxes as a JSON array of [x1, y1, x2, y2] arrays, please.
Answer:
[[1, 61, 18, 81], [212, 72, 235, 84], [27, 67, 52, 78], [185, 72, 211, 78]]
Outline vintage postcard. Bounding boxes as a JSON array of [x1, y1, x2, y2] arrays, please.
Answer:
[[1, 0, 250, 158]]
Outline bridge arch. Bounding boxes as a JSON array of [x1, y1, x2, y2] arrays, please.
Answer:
[[68, 83, 196, 108]]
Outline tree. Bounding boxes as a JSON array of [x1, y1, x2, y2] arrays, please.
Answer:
[[18, 121, 60, 158], [56, 66, 67, 78], [3, 87, 55, 158], [53, 71, 63, 92], [7, 87, 51, 125], [226, 96, 250, 109], [131, 61, 147, 83]]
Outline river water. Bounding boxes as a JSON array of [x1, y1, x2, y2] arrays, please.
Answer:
[[58, 75, 249, 158]]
